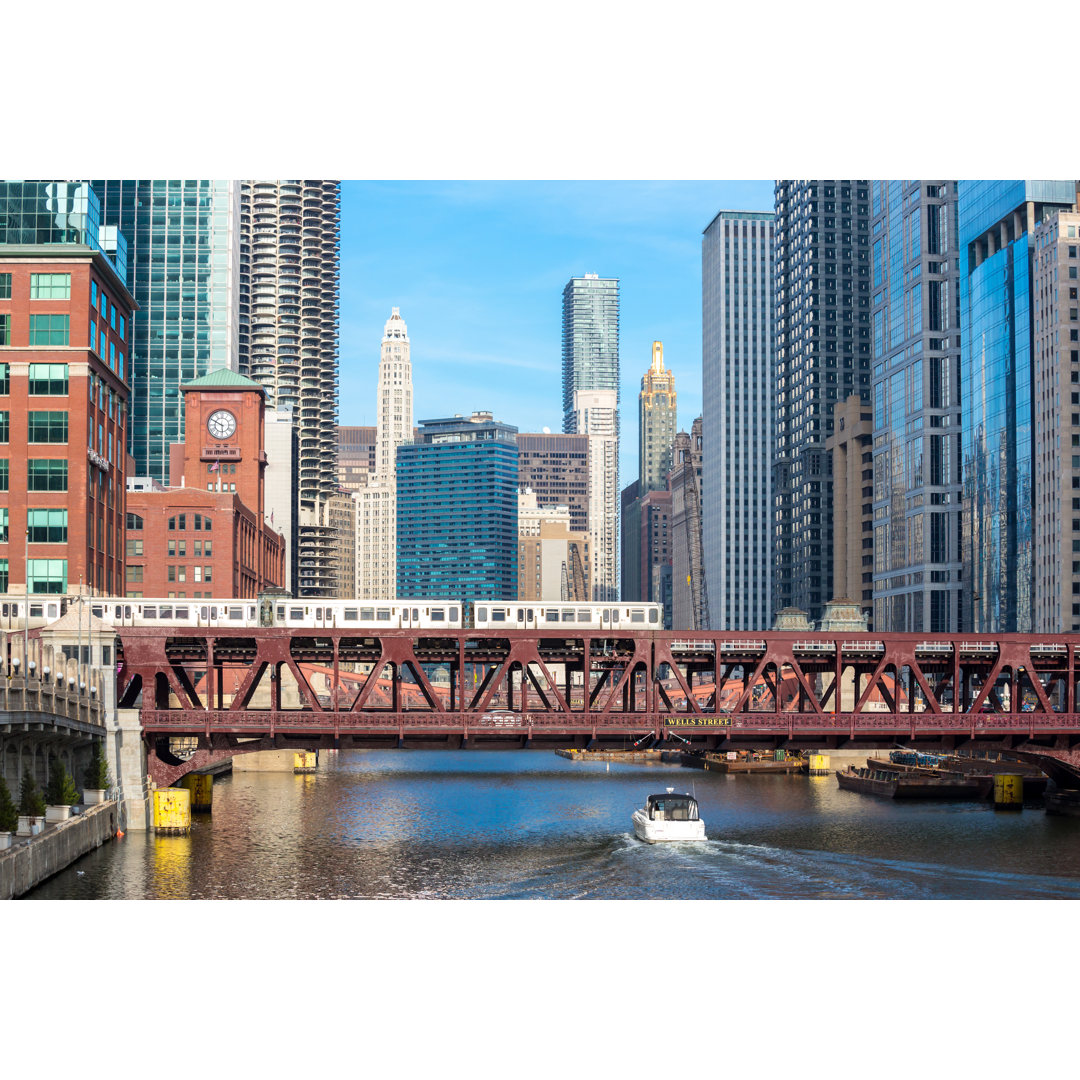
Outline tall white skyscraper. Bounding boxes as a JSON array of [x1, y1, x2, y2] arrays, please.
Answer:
[[702, 210, 774, 629], [574, 389, 619, 601], [357, 308, 413, 598]]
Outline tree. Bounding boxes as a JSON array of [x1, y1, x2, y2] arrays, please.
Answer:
[[0, 776, 18, 833], [19, 768, 46, 817], [46, 755, 80, 807], [83, 741, 111, 791]]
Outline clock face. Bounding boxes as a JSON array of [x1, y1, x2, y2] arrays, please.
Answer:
[[207, 409, 237, 440]]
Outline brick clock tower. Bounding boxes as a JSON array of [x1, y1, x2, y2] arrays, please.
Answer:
[[176, 369, 266, 516]]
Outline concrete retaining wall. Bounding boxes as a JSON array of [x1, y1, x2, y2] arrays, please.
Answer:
[[0, 801, 118, 899]]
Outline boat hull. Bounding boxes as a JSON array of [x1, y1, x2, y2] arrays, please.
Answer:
[[631, 809, 706, 843], [837, 768, 991, 800]]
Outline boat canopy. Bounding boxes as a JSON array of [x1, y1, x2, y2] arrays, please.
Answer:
[[645, 794, 699, 821]]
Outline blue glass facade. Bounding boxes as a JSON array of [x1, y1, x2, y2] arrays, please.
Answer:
[[959, 180, 1076, 631], [396, 415, 519, 600], [92, 180, 240, 482], [561, 276, 619, 434]]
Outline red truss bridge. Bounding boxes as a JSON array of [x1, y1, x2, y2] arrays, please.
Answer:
[[115, 626, 1080, 787]]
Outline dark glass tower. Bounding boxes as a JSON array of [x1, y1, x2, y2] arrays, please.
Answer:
[[773, 180, 872, 622], [561, 275, 619, 434]]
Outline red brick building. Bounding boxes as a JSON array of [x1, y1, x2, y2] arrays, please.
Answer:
[[125, 369, 286, 598], [0, 237, 135, 596]]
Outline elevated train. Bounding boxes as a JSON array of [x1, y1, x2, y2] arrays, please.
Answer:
[[0, 595, 663, 633]]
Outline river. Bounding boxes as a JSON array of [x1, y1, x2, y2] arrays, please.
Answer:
[[24, 750, 1080, 899]]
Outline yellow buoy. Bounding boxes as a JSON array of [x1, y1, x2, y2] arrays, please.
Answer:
[[153, 788, 191, 834], [293, 751, 317, 774], [993, 774, 1023, 810], [809, 754, 830, 775]]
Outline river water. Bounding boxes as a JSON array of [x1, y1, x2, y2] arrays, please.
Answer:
[[25, 750, 1080, 900]]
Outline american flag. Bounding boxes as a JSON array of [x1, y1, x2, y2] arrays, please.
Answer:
[[209, 461, 220, 472]]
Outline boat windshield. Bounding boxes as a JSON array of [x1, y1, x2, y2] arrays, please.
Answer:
[[646, 795, 699, 821]]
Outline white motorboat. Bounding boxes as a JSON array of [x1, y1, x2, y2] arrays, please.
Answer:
[[632, 787, 706, 843]]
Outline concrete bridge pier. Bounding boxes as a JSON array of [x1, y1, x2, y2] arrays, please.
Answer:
[[111, 709, 151, 831]]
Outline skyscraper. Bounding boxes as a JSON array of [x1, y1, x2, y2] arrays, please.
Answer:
[[562, 275, 619, 600], [960, 180, 1078, 632], [670, 419, 706, 629], [92, 181, 241, 483], [396, 412, 518, 600], [871, 181, 962, 632], [702, 209, 775, 630], [356, 308, 413, 599], [773, 182, 872, 623], [238, 181, 340, 506], [638, 341, 676, 492]]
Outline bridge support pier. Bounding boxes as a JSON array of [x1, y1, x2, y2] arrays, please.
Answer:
[[111, 708, 151, 831]]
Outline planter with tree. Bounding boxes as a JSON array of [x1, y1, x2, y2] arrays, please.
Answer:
[[45, 756, 80, 824], [0, 775, 18, 848], [82, 741, 111, 805], [17, 768, 47, 835]]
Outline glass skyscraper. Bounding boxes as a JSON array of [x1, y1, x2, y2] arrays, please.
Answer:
[[561, 275, 619, 433], [773, 181, 872, 622], [871, 182, 962, 632], [959, 180, 1077, 632], [93, 180, 240, 482], [396, 412, 519, 600]]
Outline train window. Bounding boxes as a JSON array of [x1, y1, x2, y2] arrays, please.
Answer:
[[344, 609, 358, 621], [611, 610, 620, 622], [47, 603, 58, 617], [412, 609, 419, 620], [376, 609, 391, 621], [175, 607, 190, 620], [315, 608, 323, 620], [159, 607, 172, 619], [526, 609, 533, 621], [92, 605, 104, 619], [431, 609, 445, 621], [450, 608, 459, 621], [476, 607, 487, 621], [631, 610, 645, 623], [562, 610, 575, 622], [544, 610, 558, 622], [143, 606, 157, 618], [124, 607, 131, 619], [276, 605, 285, 619], [200, 607, 209, 620], [30, 604, 43, 618], [649, 609, 659, 624], [491, 609, 506, 622], [1, 604, 8, 617], [229, 607, 243, 620], [360, 608, 374, 620], [517, 609, 524, 622], [578, 611, 591, 622], [602, 609, 611, 621], [289, 608, 304, 620], [210, 607, 218, 619]]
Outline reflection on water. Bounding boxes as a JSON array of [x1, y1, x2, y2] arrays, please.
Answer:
[[26, 750, 1080, 900]]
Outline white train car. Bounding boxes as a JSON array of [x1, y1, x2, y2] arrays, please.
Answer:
[[472, 602, 662, 630]]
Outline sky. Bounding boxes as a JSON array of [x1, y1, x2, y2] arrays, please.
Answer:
[[338, 180, 774, 480]]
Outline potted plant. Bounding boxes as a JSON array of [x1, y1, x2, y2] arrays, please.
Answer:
[[0, 775, 18, 848], [82, 742, 111, 805], [17, 768, 47, 835], [45, 756, 80, 823]]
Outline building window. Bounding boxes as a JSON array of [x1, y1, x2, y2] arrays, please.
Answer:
[[0, 411, 7, 442], [126, 565, 143, 583], [0, 508, 6, 542], [27, 411, 68, 443], [27, 508, 67, 543], [109, 304, 116, 330], [0, 273, 10, 299], [29, 273, 70, 300], [126, 512, 143, 530], [89, 319, 96, 353], [109, 342, 116, 370], [0, 459, 7, 491], [0, 314, 9, 346], [27, 459, 67, 491], [26, 558, 67, 594], [27, 363, 68, 395], [90, 280, 97, 307], [118, 314, 125, 340], [0, 558, 6, 591], [0, 364, 9, 395], [204, 565, 212, 582], [126, 538, 143, 557], [28, 314, 69, 346], [168, 566, 175, 583]]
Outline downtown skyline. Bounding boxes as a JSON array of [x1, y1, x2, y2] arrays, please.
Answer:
[[338, 180, 773, 478]]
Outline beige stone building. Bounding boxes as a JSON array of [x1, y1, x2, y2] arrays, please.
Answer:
[[826, 395, 874, 626], [1032, 208, 1080, 631], [517, 489, 590, 601]]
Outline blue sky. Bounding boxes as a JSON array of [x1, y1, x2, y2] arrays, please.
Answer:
[[339, 180, 774, 480]]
